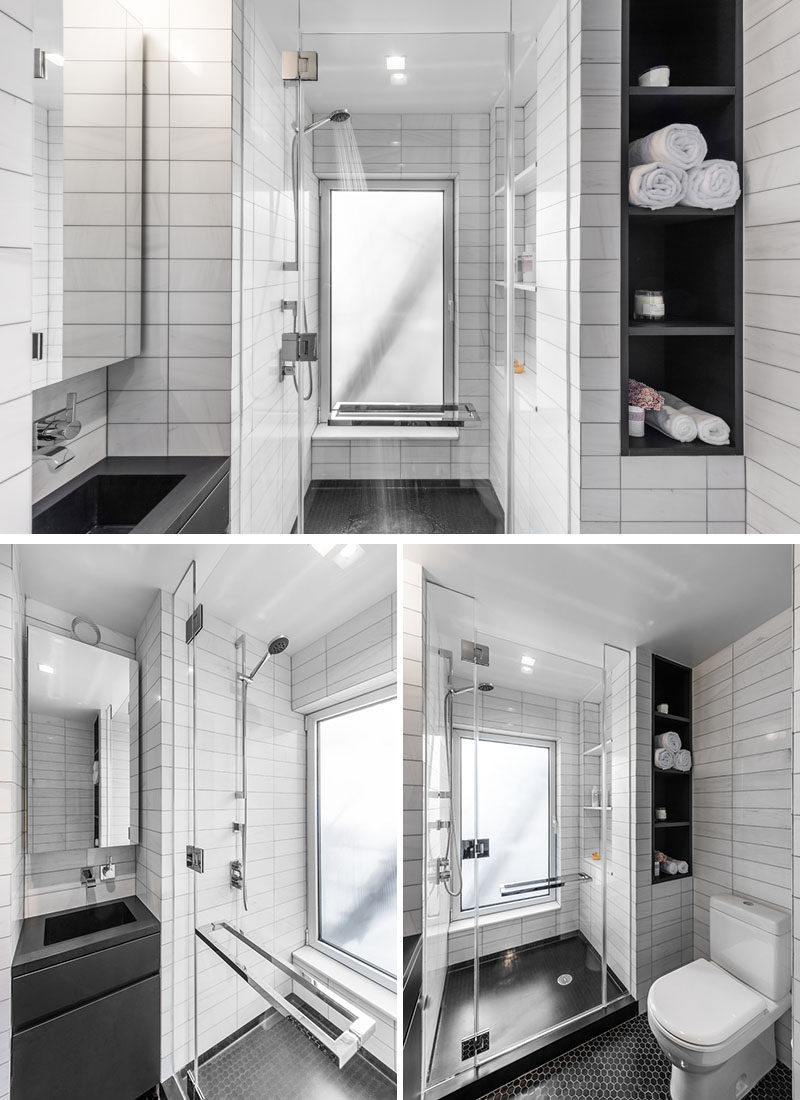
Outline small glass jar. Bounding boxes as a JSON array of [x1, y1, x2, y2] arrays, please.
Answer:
[[656, 807, 667, 821], [634, 289, 665, 321]]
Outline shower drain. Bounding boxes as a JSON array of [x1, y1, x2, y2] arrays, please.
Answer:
[[557, 973, 573, 986]]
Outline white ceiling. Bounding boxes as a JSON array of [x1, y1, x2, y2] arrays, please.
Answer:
[[260, 0, 553, 113], [406, 544, 793, 671], [18, 543, 395, 653]]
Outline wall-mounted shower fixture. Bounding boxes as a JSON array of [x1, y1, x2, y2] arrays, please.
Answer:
[[282, 50, 319, 81], [235, 633, 290, 911], [303, 107, 351, 135]]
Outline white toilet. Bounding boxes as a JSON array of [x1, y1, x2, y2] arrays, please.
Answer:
[[647, 893, 791, 1100]]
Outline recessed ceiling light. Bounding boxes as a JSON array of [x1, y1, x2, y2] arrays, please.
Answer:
[[386, 55, 405, 71], [310, 541, 338, 557], [520, 655, 536, 668], [38, 664, 55, 675], [390, 72, 408, 86], [334, 544, 365, 569]]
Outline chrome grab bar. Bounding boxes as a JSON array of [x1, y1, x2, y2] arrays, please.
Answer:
[[500, 871, 592, 897], [328, 401, 479, 427], [195, 922, 376, 1068]]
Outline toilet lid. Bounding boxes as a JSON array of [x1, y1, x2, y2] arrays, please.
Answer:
[[649, 959, 766, 1047]]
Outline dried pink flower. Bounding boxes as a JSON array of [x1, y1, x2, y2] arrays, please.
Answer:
[[629, 378, 664, 410]]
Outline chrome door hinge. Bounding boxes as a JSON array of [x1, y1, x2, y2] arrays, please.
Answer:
[[186, 845, 205, 873], [185, 605, 203, 643], [461, 639, 490, 666], [187, 1070, 207, 1100]]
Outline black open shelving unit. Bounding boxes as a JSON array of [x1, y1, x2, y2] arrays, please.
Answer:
[[652, 654, 692, 885], [621, 0, 743, 456]]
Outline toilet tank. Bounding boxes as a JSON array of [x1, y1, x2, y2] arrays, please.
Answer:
[[710, 893, 791, 1001]]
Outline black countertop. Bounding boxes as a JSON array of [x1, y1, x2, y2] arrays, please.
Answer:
[[13, 895, 160, 976], [32, 455, 229, 534]]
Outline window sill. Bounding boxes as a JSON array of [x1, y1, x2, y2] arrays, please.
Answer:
[[292, 945, 397, 1024], [313, 424, 459, 441], [449, 899, 561, 930]]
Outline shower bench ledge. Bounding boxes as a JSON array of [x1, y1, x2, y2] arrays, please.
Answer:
[[313, 425, 458, 441]]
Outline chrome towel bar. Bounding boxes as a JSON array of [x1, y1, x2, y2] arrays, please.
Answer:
[[195, 921, 376, 1067], [500, 871, 592, 897]]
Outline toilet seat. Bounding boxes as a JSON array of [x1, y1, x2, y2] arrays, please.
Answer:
[[648, 959, 766, 1049]]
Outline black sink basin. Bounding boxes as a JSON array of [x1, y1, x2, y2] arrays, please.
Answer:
[[43, 900, 137, 945], [33, 473, 184, 534]]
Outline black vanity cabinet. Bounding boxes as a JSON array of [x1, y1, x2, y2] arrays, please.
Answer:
[[11, 897, 160, 1100]]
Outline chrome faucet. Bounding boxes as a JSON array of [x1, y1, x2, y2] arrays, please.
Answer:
[[33, 392, 81, 469], [81, 867, 96, 889]]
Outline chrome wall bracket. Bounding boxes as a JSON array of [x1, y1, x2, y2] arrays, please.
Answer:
[[461, 639, 490, 666], [280, 332, 318, 381], [185, 605, 204, 643], [186, 845, 204, 873]]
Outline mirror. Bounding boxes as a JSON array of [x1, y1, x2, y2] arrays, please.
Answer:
[[27, 625, 139, 852], [31, 0, 143, 389]]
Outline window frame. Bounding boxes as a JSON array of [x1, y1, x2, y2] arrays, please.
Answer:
[[306, 684, 398, 990], [452, 728, 558, 919], [319, 177, 456, 422]]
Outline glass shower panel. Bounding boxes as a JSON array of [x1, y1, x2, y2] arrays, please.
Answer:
[[422, 581, 478, 1097], [328, 188, 445, 406]]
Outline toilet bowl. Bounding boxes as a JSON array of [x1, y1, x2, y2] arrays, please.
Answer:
[[647, 894, 791, 1100]]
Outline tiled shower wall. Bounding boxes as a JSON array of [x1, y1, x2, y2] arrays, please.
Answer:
[[310, 112, 491, 482], [403, 559, 424, 941], [0, 2, 33, 530], [232, 0, 319, 534], [692, 608, 793, 1068], [0, 547, 24, 1100], [742, 0, 800, 532]]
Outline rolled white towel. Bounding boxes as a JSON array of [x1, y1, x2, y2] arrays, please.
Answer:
[[646, 402, 698, 443], [675, 860, 689, 875], [629, 162, 687, 209], [629, 123, 708, 171], [655, 730, 681, 753], [654, 747, 675, 770], [680, 159, 741, 210], [658, 392, 731, 446], [674, 749, 692, 772], [662, 860, 679, 875]]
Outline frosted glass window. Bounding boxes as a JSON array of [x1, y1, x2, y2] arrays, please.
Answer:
[[329, 189, 445, 405], [318, 697, 397, 977], [460, 736, 552, 912]]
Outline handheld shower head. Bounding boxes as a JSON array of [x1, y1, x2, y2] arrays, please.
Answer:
[[241, 634, 290, 682], [303, 108, 351, 134]]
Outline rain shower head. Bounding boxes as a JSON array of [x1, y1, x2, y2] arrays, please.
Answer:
[[303, 108, 351, 134], [478, 682, 494, 692], [241, 634, 290, 682], [447, 681, 494, 698]]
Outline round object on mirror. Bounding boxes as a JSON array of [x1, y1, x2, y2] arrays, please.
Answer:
[[71, 615, 101, 646]]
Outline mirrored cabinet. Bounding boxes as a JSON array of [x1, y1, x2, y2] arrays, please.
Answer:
[[31, 0, 143, 388], [26, 624, 139, 851]]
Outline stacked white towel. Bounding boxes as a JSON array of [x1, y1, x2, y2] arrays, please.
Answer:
[[654, 747, 675, 770], [629, 123, 708, 171], [674, 749, 692, 772], [629, 162, 687, 209], [680, 159, 741, 210], [659, 392, 731, 446], [654, 730, 681, 753], [645, 401, 698, 443]]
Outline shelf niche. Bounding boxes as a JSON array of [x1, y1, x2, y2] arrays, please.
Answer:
[[651, 653, 693, 886], [621, 0, 743, 457]]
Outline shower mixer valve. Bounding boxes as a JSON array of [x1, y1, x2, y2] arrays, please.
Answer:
[[230, 860, 243, 890]]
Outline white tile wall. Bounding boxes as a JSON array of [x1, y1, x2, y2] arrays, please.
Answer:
[[743, 0, 800, 532], [311, 113, 491, 483], [403, 559, 424, 943], [0, 3, 33, 532], [31, 105, 63, 390], [290, 593, 396, 713], [693, 609, 793, 1067], [232, 0, 317, 534]]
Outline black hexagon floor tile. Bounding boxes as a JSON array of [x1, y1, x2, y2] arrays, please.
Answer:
[[479, 1014, 792, 1100]]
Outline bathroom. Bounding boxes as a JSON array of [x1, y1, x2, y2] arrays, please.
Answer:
[[0, 542, 399, 1099], [1, 0, 799, 534], [403, 543, 798, 1099]]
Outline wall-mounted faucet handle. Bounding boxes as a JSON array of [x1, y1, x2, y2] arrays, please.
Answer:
[[81, 867, 96, 889], [34, 392, 83, 453]]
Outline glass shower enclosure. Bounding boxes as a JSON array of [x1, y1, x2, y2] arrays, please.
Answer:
[[421, 582, 634, 1098]]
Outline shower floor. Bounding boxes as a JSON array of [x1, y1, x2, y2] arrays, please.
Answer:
[[303, 479, 504, 534], [429, 933, 625, 1086], [189, 1013, 395, 1100]]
